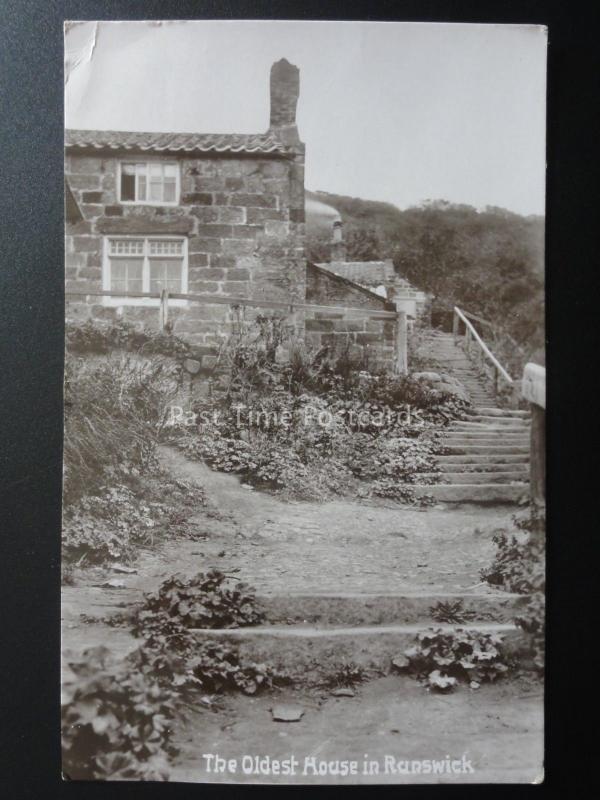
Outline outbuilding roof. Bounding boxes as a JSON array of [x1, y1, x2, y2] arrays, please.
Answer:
[[316, 260, 397, 286]]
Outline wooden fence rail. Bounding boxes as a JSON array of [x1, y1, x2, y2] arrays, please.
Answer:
[[65, 289, 408, 374]]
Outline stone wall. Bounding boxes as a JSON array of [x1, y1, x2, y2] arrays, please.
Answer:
[[305, 263, 396, 369], [65, 148, 305, 360]]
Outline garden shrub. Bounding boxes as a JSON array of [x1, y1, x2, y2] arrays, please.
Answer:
[[480, 510, 545, 673], [480, 512, 545, 594], [402, 628, 511, 692], [62, 571, 279, 780], [132, 569, 264, 635], [130, 638, 279, 697], [66, 319, 194, 359], [63, 352, 181, 504], [167, 319, 460, 502], [62, 645, 178, 781], [514, 592, 545, 673], [62, 476, 205, 567]]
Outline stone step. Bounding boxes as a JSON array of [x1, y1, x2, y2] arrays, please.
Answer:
[[470, 416, 529, 426], [256, 592, 527, 626], [419, 471, 528, 485], [444, 445, 529, 455], [474, 408, 531, 418], [192, 622, 523, 677], [448, 431, 530, 441], [438, 454, 529, 465], [412, 483, 528, 504], [437, 461, 528, 473], [443, 442, 529, 451], [449, 422, 529, 433], [444, 434, 529, 444]]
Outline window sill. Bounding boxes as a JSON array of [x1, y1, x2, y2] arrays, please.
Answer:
[[102, 297, 188, 308], [118, 200, 180, 208]]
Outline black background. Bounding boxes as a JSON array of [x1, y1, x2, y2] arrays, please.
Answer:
[[1, 1, 597, 797]]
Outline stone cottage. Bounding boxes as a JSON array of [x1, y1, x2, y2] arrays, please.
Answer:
[[315, 218, 430, 323], [65, 59, 397, 368]]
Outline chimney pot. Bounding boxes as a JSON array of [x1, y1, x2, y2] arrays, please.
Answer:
[[331, 219, 346, 262]]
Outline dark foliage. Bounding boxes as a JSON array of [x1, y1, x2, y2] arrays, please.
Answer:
[[307, 192, 544, 355]]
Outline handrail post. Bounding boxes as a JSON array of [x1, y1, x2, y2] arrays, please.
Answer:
[[522, 363, 546, 506], [394, 309, 408, 375], [452, 309, 459, 341], [159, 289, 169, 332], [510, 381, 520, 410], [465, 326, 471, 355]]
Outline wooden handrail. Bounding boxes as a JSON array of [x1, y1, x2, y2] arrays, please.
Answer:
[[453, 306, 513, 385], [460, 308, 494, 330], [65, 289, 398, 320]]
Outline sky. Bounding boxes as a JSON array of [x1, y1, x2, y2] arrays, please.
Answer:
[[65, 20, 547, 216]]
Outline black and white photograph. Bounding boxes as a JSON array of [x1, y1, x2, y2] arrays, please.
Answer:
[[61, 19, 546, 784]]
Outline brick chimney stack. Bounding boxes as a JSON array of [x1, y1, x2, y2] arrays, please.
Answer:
[[331, 219, 346, 262], [269, 58, 300, 145]]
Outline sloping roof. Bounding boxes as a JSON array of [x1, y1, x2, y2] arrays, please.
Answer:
[[307, 263, 395, 309], [316, 260, 396, 286], [65, 129, 291, 155]]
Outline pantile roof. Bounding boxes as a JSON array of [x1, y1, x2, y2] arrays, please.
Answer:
[[65, 129, 291, 155], [316, 260, 397, 285]]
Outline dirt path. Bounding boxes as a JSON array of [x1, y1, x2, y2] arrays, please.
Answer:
[[171, 675, 543, 785], [62, 446, 542, 785], [63, 444, 517, 658], [158, 445, 516, 595]]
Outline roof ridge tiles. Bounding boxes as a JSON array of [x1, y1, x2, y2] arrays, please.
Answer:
[[64, 128, 293, 155]]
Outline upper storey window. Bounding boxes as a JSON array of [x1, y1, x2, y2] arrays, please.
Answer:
[[119, 161, 179, 205]]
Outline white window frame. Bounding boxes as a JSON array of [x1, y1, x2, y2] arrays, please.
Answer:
[[117, 159, 181, 206], [102, 235, 188, 307]]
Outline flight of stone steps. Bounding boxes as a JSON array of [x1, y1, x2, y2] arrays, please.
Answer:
[[412, 332, 530, 504], [192, 591, 527, 680]]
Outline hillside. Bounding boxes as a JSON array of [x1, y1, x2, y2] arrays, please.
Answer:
[[306, 190, 545, 356]]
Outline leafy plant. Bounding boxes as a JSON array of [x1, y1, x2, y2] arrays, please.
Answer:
[[366, 479, 435, 507], [62, 646, 178, 781], [128, 638, 279, 697], [429, 599, 476, 624], [403, 628, 511, 691], [132, 569, 264, 637], [62, 476, 205, 566], [480, 513, 545, 594], [320, 662, 368, 689], [514, 593, 545, 673]]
